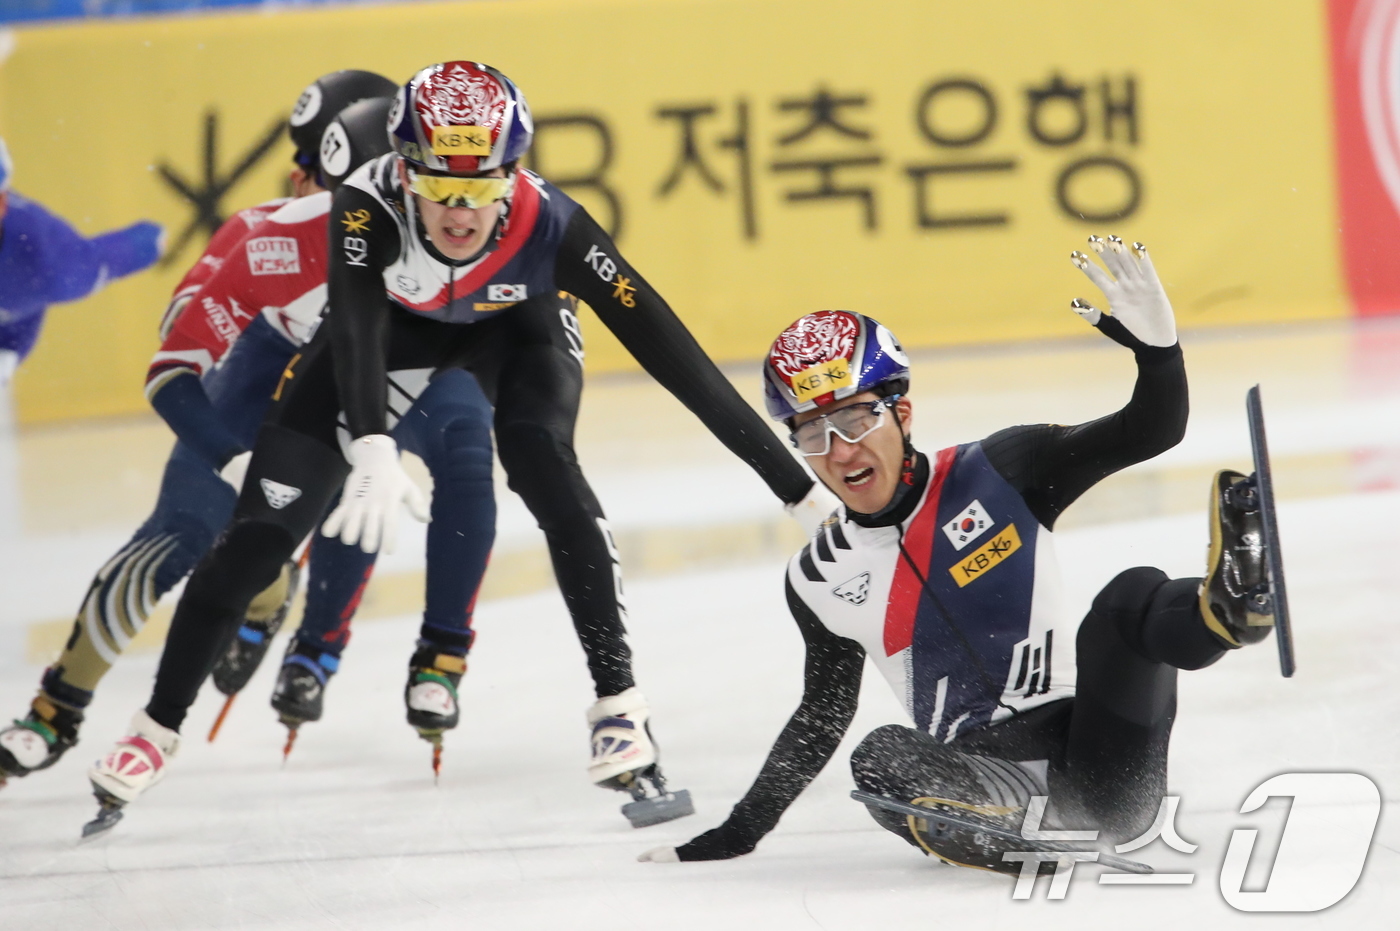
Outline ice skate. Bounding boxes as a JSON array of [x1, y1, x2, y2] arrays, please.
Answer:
[[1200, 469, 1275, 648], [271, 643, 336, 725], [405, 646, 466, 779], [83, 710, 180, 838], [210, 560, 301, 696], [587, 689, 694, 827], [852, 792, 1150, 875], [0, 696, 82, 784], [269, 642, 338, 761]]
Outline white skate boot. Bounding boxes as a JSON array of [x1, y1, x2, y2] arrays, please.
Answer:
[[83, 710, 180, 838], [586, 688, 694, 828], [586, 688, 656, 787]]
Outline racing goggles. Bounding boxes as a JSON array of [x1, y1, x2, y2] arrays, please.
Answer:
[[789, 397, 899, 457], [407, 169, 515, 209]]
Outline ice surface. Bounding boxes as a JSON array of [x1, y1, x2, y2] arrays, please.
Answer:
[[1, 489, 1397, 929], [2, 319, 1398, 928]]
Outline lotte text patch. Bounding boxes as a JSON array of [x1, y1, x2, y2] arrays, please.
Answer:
[[949, 523, 1022, 588]]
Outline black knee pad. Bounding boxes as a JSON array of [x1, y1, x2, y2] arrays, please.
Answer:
[[1089, 567, 1169, 659], [184, 520, 299, 611], [850, 724, 915, 788], [1091, 567, 1169, 619]]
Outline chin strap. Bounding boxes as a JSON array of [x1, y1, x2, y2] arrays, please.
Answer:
[[894, 397, 917, 486]]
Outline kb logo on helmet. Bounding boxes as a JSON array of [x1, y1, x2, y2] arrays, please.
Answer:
[[431, 125, 491, 156], [791, 358, 853, 403]]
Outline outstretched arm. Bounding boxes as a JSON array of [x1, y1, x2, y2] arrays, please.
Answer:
[[983, 236, 1188, 529], [554, 209, 814, 506], [44, 217, 162, 303], [642, 576, 865, 862]]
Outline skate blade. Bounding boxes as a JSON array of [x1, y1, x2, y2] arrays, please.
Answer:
[[207, 693, 237, 743], [80, 804, 124, 840], [851, 790, 1152, 875], [280, 724, 299, 764], [622, 788, 694, 829]]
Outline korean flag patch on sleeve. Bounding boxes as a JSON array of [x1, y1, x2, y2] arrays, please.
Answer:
[[942, 500, 992, 551]]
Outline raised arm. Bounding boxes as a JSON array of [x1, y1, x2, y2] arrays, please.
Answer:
[[553, 209, 814, 507], [983, 236, 1188, 529], [642, 576, 865, 862]]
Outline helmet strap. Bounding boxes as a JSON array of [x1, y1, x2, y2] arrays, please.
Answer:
[[889, 395, 918, 485]]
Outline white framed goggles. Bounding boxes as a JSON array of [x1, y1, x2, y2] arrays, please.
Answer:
[[406, 168, 515, 208], [789, 397, 898, 456]]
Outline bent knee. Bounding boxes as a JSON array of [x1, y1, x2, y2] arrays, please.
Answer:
[[1090, 567, 1169, 619], [186, 521, 297, 606]]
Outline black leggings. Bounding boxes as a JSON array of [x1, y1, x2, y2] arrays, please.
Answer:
[[146, 294, 633, 731], [850, 567, 1226, 844]]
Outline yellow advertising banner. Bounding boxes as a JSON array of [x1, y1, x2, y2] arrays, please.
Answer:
[[0, 0, 1345, 423]]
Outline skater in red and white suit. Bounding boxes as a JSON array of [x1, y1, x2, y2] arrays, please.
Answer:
[[641, 236, 1277, 872]]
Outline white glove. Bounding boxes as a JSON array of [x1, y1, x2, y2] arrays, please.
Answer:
[[1069, 235, 1177, 347], [637, 846, 680, 863], [218, 450, 251, 494], [0, 348, 18, 387], [321, 434, 430, 554], [785, 480, 842, 537]]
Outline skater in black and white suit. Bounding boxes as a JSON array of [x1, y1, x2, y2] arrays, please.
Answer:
[[640, 236, 1278, 872]]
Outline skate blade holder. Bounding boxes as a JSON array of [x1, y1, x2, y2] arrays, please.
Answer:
[[622, 789, 694, 828], [618, 766, 695, 828], [80, 789, 125, 840], [1246, 385, 1296, 678]]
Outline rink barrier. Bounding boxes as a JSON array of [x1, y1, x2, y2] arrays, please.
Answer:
[[23, 443, 1394, 666], [1, 0, 1353, 424]]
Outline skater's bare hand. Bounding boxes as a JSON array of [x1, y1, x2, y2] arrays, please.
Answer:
[[1069, 235, 1177, 348]]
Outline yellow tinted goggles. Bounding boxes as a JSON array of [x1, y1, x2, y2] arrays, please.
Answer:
[[406, 171, 515, 208]]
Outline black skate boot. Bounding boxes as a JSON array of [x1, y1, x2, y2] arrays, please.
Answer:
[[269, 640, 338, 762], [271, 641, 339, 725], [404, 646, 466, 780], [0, 695, 83, 784], [405, 646, 465, 734], [211, 560, 301, 696], [1200, 469, 1275, 648]]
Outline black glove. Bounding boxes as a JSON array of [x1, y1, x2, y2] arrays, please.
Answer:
[[676, 822, 762, 861]]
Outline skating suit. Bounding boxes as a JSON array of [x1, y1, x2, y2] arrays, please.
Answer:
[[787, 442, 1077, 741], [158, 198, 290, 339], [146, 193, 336, 469]]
